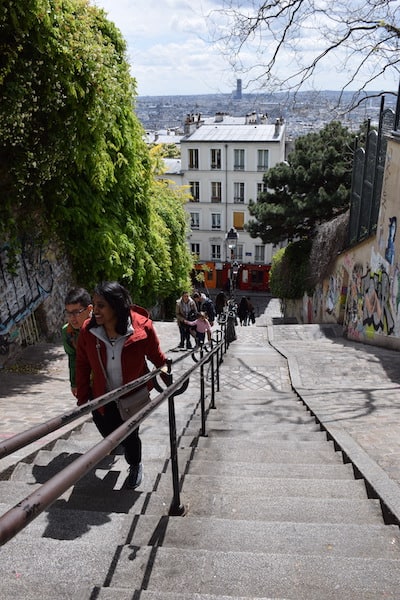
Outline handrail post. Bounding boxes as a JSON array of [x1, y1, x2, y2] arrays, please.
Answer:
[[209, 339, 216, 409], [166, 358, 185, 516], [218, 323, 226, 361], [167, 394, 185, 516], [215, 330, 222, 392], [199, 346, 207, 436]]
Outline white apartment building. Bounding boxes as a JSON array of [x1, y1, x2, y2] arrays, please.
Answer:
[[163, 112, 286, 289]]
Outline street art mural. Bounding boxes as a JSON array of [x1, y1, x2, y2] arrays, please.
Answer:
[[385, 216, 397, 266], [346, 259, 395, 340], [0, 243, 54, 357], [363, 266, 394, 336], [326, 273, 341, 316]]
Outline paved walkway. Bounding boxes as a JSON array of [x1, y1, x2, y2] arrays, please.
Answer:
[[2, 297, 400, 518]]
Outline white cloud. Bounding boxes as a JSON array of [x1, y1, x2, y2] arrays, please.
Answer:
[[92, 0, 235, 95]]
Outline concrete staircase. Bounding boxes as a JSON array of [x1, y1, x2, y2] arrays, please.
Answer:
[[1, 344, 400, 599]]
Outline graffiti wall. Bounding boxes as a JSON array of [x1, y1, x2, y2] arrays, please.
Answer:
[[296, 134, 400, 351], [0, 240, 73, 366]]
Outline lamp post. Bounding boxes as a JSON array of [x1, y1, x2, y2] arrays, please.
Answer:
[[225, 227, 238, 261], [225, 227, 239, 293]]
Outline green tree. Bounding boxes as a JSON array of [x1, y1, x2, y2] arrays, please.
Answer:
[[144, 145, 193, 306], [246, 121, 356, 245], [149, 142, 181, 158], [0, 0, 190, 305]]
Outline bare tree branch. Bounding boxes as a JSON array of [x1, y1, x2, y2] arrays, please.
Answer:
[[207, 0, 400, 110]]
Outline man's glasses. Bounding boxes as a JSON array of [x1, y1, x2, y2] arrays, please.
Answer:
[[65, 308, 87, 318]]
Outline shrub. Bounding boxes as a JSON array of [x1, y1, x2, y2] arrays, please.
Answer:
[[269, 239, 313, 299]]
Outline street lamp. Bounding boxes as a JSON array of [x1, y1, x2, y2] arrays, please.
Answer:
[[225, 227, 239, 293], [225, 227, 238, 261]]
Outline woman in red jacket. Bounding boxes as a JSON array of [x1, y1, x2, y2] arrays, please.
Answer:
[[76, 281, 167, 489]]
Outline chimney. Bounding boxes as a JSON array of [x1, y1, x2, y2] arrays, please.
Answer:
[[274, 118, 280, 137]]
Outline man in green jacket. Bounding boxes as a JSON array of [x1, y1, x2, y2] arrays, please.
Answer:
[[62, 287, 92, 397]]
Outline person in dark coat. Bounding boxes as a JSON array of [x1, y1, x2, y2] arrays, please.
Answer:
[[215, 291, 227, 317], [238, 296, 249, 326]]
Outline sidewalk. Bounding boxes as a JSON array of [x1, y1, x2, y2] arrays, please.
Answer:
[[1, 297, 400, 518]]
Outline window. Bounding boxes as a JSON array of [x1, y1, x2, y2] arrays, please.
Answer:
[[211, 148, 221, 169], [188, 148, 199, 169], [234, 182, 245, 203], [236, 244, 243, 261], [233, 212, 245, 230], [211, 181, 222, 202], [211, 213, 221, 230], [190, 212, 199, 229], [234, 149, 245, 170], [255, 245, 265, 263], [191, 243, 200, 256], [257, 182, 267, 198], [189, 181, 200, 202], [211, 244, 221, 260], [257, 149, 269, 171]]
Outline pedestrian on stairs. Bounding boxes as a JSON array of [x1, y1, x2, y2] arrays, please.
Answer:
[[76, 281, 167, 489], [62, 287, 93, 398], [175, 291, 197, 349]]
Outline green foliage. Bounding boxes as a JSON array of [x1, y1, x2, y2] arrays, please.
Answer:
[[269, 239, 313, 299], [149, 142, 181, 158], [0, 0, 191, 306], [247, 121, 356, 245]]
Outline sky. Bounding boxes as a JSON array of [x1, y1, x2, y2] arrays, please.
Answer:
[[92, 0, 400, 98], [93, 0, 237, 97]]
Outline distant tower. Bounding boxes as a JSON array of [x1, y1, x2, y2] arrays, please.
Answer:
[[234, 78, 242, 100]]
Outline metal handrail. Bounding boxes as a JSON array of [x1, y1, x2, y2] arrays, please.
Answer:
[[0, 368, 165, 459], [0, 332, 228, 546]]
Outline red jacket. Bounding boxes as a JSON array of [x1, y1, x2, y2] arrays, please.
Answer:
[[76, 305, 166, 406]]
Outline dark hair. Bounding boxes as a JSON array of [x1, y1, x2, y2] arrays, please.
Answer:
[[64, 287, 91, 307], [89, 281, 132, 334]]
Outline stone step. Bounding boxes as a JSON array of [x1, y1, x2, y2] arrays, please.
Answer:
[[0, 503, 129, 543], [0, 537, 117, 599], [187, 433, 333, 451], [203, 413, 316, 427], [94, 592, 279, 600], [213, 390, 303, 402], [191, 428, 329, 442], [208, 402, 313, 421], [183, 423, 324, 438], [6, 503, 397, 560], [109, 546, 400, 599], [0, 481, 42, 504], [1, 580, 88, 600], [185, 458, 356, 480], [158, 473, 368, 499], [144, 491, 385, 524], [189, 441, 344, 464], [122, 514, 400, 559], [194, 421, 322, 433], [51, 438, 173, 460]]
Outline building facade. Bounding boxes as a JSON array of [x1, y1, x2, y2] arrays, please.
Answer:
[[164, 112, 286, 290]]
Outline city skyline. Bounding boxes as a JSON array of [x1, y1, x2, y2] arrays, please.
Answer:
[[93, 0, 399, 98]]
